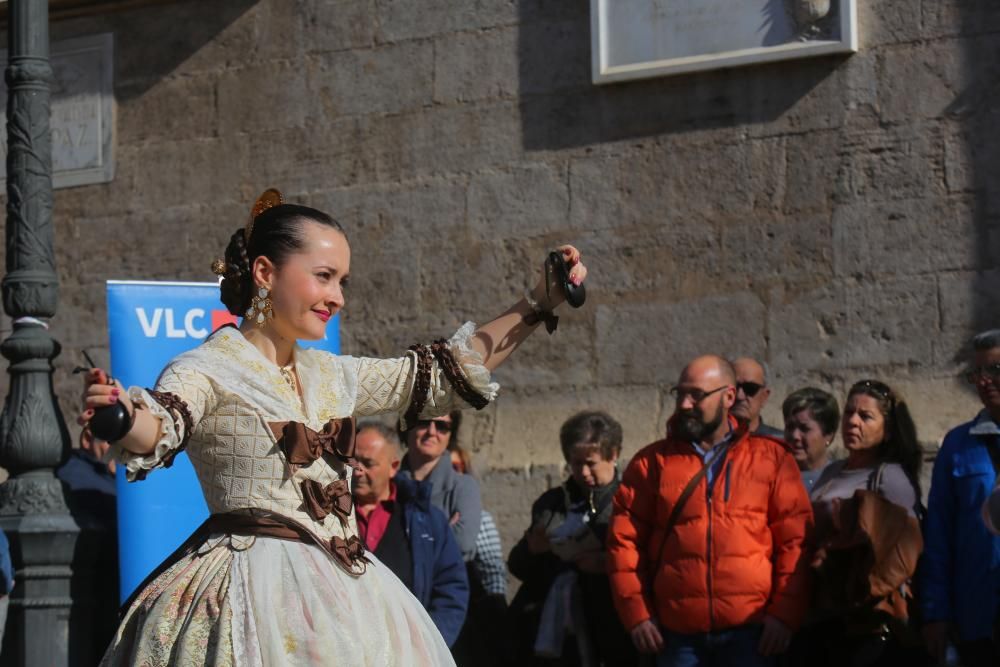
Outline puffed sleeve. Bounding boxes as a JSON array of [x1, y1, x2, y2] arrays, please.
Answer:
[[351, 322, 500, 427], [111, 362, 215, 482]]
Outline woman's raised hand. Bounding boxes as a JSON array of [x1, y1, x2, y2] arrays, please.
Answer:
[[78, 368, 132, 436], [535, 244, 588, 309]]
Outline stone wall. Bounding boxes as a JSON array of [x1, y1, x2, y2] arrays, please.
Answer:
[[1, 0, 998, 559]]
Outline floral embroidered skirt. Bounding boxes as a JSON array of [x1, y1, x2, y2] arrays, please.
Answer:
[[100, 536, 454, 666]]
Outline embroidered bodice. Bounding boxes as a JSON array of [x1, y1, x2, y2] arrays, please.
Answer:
[[114, 323, 498, 573]]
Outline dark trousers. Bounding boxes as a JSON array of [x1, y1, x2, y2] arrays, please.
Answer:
[[656, 625, 773, 667], [956, 638, 1000, 667]]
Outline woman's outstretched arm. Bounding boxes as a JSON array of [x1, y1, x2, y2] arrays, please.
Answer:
[[470, 245, 587, 371]]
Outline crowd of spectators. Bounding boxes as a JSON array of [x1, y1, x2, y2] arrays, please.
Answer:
[[348, 328, 1000, 667]]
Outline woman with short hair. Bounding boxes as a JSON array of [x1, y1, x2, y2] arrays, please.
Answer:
[[507, 410, 637, 667], [781, 387, 839, 492]]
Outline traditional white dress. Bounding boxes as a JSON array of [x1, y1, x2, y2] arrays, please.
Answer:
[[101, 323, 498, 667]]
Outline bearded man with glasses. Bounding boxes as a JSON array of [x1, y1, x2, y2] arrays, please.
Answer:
[[922, 330, 1000, 667], [731, 357, 784, 439], [607, 355, 812, 667]]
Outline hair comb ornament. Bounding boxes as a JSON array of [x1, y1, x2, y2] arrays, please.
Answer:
[[244, 188, 284, 243]]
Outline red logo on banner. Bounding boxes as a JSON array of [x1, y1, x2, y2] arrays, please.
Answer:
[[212, 310, 238, 331]]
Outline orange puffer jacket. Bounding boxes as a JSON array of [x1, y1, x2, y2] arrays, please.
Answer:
[[607, 418, 813, 634]]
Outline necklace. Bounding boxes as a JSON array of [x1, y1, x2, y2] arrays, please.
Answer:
[[279, 362, 297, 394]]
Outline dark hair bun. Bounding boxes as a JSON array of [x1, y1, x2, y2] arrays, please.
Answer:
[[219, 228, 252, 316]]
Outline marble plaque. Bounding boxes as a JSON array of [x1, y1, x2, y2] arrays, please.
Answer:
[[591, 0, 857, 83], [0, 32, 114, 189]]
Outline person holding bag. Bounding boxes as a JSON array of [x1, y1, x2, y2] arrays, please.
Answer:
[[791, 379, 927, 667]]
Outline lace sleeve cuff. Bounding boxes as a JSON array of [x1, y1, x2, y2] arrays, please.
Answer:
[[113, 387, 193, 482], [442, 321, 500, 403], [396, 322, 501, 430]]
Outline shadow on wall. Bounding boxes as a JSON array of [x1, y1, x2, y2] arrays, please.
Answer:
[[37, 0, 260, 100], [956, 4, 1000, 356], [516, 1, 846, 150]]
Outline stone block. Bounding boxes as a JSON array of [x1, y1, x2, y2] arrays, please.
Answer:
[[576, 219, 726, 304], [486, 385, 663, 469], [315, 178, 468, 236], [307, 41, 434, 117], [832, 197, 975, 278], [921, 1, 1000, 40], [567, 155, 624, 231], [595, 295, 767, 386], [516, 17, 592, 97], [374, 0, 518, 43], [433, 28, 518, 104], [416, 236, 532, 318], [114, 139, 246, 215], [118, 74, 219, 145], [783, 130, 851, 214], [467, 163, 569, 239], [934, 268, 1000, 366], [876, 40, 964, 125], [236, 121, 378, 193], [720, 211, 834, 286], [101, 0, 260, 85], [249, 0, 308, 62], [490, 308, 597, 390], [838, 125, 947, 203], [369, 101, 522, 182], [768, 276, 939, 374], [857, 0, 927, 47], [302, 0, 375, 52], [944, 130, 974, 194], [217, 61, 309, 133]]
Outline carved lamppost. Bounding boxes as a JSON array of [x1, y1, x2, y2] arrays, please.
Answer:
[[0, 0, 78, 665]]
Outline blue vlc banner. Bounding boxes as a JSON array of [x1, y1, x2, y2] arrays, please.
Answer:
[[106, 280, 340, 601]]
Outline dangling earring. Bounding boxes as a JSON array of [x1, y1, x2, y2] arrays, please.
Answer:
[[246, 286, 273, 327]]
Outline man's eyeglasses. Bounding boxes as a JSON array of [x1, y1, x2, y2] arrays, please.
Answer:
[[669, 385, 729, 403], [736, 381, 765, 398], [965, 363, 1000, 385], [415, 419, 453, 434]]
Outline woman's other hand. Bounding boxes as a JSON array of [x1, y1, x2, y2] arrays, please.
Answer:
[[78, 368, 132, 437]]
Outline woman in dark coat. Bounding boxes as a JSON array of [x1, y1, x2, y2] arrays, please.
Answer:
[[508, 411, 637, 667]]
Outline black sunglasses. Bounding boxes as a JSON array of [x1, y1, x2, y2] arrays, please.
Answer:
[[965, 363, 1000, 385], [415, 419, 453, 434], [851, 379, 893, 402], [736, 381, 765, 398]]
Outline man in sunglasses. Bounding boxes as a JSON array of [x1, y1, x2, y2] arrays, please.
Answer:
[[731, 357, 784, 439], [922, 330, 1000, 667], [607, 355, 812, 666]]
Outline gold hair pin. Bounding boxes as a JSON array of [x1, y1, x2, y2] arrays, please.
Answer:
[[244, 188, 284, 244]]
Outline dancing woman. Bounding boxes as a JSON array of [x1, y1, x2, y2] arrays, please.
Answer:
[[79, 190, 588, 666]]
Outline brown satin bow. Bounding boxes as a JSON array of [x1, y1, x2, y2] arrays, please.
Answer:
[[301, 479, 353, 522], [271, 418, 357, 467], [330, 534, 369, 570]]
